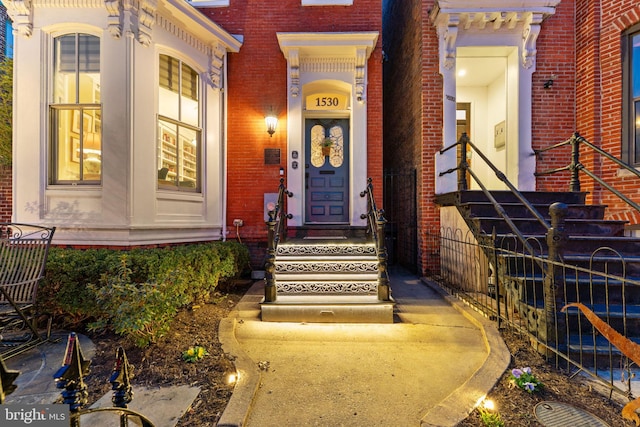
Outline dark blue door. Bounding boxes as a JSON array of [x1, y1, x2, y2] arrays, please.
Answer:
[[305, 119, 349, 223]]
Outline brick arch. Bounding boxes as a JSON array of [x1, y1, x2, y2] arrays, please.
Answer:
[[612, 6, 640, 32]]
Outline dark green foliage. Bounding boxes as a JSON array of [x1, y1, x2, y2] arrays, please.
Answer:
[[0, 58, 11, 166], [41, 242, 250, 346]]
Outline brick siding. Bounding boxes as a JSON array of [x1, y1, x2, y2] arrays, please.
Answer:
[[0, 164, 11, 222]]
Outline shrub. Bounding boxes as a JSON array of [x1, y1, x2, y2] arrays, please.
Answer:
[[41, 242, 250, 346]]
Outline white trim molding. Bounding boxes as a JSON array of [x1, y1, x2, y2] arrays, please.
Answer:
[[277, 32, 378, 102], [430, 0, 560, 69]]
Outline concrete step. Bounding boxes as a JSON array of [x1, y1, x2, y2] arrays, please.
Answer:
[[461, 202, 607, 220], [472, 217, 627, 236], [261, 297, 395, 323]]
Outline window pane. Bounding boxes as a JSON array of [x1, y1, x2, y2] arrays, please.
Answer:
[[54, 35, 77, 103], [82, 109, 102, 179], [633, 34, 640, 99], [635, 100, 640, 164], [54, 109, 81, 181], [158, 120, 178, 188], [159, 55, 179, 92], [181, 63, 198, 101], [181, 63, 199, 126], [179, 126, 198, 189]]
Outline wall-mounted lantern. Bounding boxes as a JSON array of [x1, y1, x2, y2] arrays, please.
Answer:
[[265, 111, 278, 137]]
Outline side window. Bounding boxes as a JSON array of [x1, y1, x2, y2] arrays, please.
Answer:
[[157, 55, 201, 191], [50, 33, 101, 184], [623, 27, 640, 165]]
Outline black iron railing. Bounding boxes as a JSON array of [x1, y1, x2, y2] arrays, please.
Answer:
[[428, 227, 640, 405], [440, 133, 551, 255], [440, 133, 565, 339], [1, 332, 155, 426], [535, 132, 640, 216], [360, 178, 391, 301], [264, 178, 293, 303]]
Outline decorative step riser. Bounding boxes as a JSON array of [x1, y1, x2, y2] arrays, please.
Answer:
[[275, 261, 378, 274], [275, 281, 378, 295], [277, 245, 377, 257]]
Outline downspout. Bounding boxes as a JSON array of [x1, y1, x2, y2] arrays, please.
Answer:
[[221, 51, 228, 241]]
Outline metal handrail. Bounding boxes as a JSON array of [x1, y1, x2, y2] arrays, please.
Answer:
[[263, 178, 292, 303], [439, 133, 550, 256], [535, 132, 640, 215], [270, 178, 293, 247], [359, 178, 391, 301]]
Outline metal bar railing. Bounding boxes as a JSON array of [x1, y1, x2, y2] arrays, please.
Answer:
[[439, 133, 551, 258], [429, 227, 640, 403], [535, 132, 640, 215], [360, 178, 391, 301], [264, 178, 293, 303]]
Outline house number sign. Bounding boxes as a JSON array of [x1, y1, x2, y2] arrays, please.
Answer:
[[306, 92, 348, 110]]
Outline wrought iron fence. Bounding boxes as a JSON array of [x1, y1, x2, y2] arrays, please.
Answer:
[[427, 227, 640, 402]]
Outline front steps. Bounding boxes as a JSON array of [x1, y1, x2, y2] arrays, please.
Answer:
[[260, 237, 395, 323], [438, 190, 640, 365]]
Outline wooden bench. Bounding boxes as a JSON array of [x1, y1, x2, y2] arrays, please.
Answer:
[[0, 223, 55, 359]]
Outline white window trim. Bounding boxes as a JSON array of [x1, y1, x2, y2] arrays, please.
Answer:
[[187, 0, 229, 7]]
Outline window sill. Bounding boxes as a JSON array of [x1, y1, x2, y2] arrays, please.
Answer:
[[302, 0, 353, 5]]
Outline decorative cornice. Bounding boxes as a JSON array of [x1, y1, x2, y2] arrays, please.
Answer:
[[137, 0, 156, 47], [522, 13, 544, 69], [104, 0, 123, 39], [277, 32, 379, 102], [289, 49, 300, 97], [4, 0, 34, 38], [430, 0, 560, 69], [209, 41, 225, 88]]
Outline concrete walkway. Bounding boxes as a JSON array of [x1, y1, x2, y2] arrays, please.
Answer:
[[218, 269, 510, 426]]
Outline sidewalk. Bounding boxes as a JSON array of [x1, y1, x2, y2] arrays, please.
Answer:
[[218, 269, 510, 426]]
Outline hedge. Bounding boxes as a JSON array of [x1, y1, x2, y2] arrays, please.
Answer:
[[39, 241, 250, 347]]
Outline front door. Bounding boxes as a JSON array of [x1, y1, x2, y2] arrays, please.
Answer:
[[305, 119, 349, 223]]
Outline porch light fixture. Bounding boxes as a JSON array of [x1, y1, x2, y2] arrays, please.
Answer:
[[265, 111, 278, 137]]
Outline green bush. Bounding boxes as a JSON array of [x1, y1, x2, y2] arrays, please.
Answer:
[[41, 241, 250, 346]]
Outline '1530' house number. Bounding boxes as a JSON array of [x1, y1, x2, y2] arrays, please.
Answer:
[[306, 93, 348, 110]]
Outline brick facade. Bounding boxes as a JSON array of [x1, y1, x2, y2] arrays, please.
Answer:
[[205, 1, 384, 258], [577, 1, 640, 221], [383, 0, 640, 275]]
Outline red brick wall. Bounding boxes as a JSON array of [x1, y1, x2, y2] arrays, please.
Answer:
[[533, 1, 577, 192], [383, 0, 442, 275], [419, 1, 444, 275], [382, 0, 429, 272], [0, 164, 11, 222], [203, 1, 383, 249], [577, 1, 640, 223]]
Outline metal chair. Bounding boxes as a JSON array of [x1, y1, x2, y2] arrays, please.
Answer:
[[0, 223, 56, 359]]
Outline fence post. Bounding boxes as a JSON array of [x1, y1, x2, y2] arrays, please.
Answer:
[[569, 133, 581, 192], [544, 203, 568, 346], [458, 133, 469, 191], [376, 211, 391, 301], [264, 216, 277, 303]]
